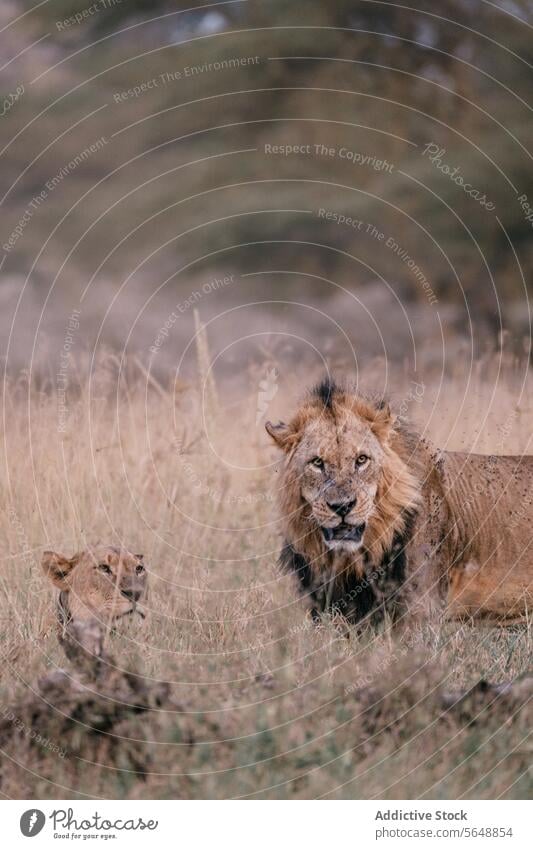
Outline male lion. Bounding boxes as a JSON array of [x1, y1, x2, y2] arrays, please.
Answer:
[[41, 545, 147, 626], [266, 378, 533, 627]]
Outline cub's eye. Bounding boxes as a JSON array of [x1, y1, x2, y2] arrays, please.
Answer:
[[98, 563, 112, 575], [310, 457, 324, 469], [135, 563, 145, 574], [356, 454, 370, 467]]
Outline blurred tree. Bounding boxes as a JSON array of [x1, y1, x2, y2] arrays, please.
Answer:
[[8, 0, 533, 335]]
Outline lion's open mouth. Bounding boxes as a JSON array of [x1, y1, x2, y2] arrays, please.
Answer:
[[321, 522, 366, 544]]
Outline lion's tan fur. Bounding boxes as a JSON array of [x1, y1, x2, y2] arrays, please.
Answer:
[[268, 380, 533, 625]]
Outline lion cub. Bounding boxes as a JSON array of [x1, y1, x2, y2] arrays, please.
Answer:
[[41, 545, 147, 626]]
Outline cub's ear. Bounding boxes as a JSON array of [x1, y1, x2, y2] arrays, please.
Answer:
[[369, 400, 396, 440], [265, 420, 297, 452], [41, 551, 77, 589]]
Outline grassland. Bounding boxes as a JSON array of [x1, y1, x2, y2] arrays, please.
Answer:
[[0, 345, 531, 799]]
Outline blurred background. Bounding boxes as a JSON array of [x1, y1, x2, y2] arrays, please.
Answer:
[[1, 0, 532, 387]]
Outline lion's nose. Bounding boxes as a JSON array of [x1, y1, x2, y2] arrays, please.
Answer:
[[121, 588, 142, 602], [327, 499, 356, 517]]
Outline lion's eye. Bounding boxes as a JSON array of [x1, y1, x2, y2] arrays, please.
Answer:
[[310, 456, 325, 469], [356, 454, 370, 467], [98, 563, 112, 575], [135, 563, 145, 574]]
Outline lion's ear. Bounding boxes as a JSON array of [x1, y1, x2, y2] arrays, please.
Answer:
[[265, 420, 296, 451], [41, 551, 77, 589], [369, 400, 396, 441]]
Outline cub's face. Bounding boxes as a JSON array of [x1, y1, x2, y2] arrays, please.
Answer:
[[290, 410, 385, 551], [42, 545, 148, 623]]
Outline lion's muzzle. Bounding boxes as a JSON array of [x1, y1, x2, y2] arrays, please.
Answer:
[[325, 498, 356, 518], [120, 588, 142, 603]]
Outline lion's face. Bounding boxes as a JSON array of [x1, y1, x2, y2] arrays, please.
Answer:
[[266, 380, 420, 558], [290, 410, 386, 551], [42, 545, 148, 624]]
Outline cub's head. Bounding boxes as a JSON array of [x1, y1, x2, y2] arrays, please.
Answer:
[[266, 379, 420, 557], [41, 544, 148, 625]]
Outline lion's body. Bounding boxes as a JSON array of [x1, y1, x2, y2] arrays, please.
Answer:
[[267, 380, 533, 627], [435, 451, 533, 622]]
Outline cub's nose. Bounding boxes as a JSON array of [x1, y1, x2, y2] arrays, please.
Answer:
[[121, 588, 142, 603], [327, 499, 356, 518]]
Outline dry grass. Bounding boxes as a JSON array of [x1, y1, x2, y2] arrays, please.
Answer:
[[0, 348, 532, 799]]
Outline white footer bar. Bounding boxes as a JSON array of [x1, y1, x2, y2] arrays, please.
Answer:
[[4, 799, 530, 848]]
